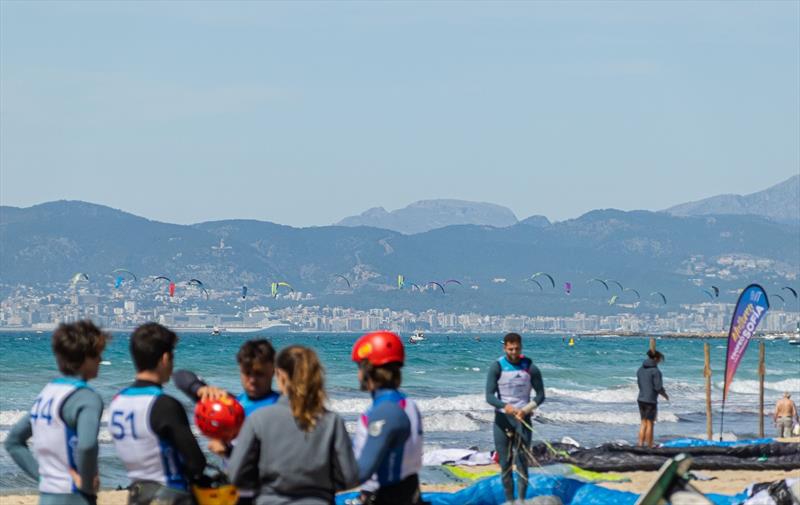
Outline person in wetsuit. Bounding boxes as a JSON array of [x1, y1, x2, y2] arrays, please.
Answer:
[[173, 339, 280, 504], [485, 332, 545, 503], [5, 321, 109, 505], [350, 331, 424, 505], [109, 322, 206, 505]]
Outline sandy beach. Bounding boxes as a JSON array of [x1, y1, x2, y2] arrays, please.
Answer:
[[2, 467, 798, 504]]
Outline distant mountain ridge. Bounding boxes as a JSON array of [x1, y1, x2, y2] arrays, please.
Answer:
[[336, 199, 518, 234], [2, 199, 797, 315], [665, 175, 799, 224]]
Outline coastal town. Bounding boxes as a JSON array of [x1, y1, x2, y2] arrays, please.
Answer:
[[1, 285, 796, 335]]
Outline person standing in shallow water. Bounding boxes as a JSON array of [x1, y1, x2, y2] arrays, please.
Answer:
[[637, 349, 669, 447], [773, 392, 799, 438]]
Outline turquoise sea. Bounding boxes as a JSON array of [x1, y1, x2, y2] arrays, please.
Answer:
[[1, 331, 798, 492]]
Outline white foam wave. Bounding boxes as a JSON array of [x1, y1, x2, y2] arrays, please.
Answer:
[[548, 386, 638, 404], [717, 378, 800, 396], [540, 410, 679, 425], [548, 382, 706, 404], [328, 394, 492, 415], [423, 412, 482, 432], [0, 410, 27, 426]]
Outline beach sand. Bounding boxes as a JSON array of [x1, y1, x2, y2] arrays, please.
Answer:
[[2, 468, 798, 504]]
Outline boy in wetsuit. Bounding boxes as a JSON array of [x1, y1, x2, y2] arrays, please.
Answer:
[[5, 321, 109, 505], [173, 339, 279, 504], [485, 332, 546, 503], [109, 322, 206, 505], [351, 331, 424, 505]]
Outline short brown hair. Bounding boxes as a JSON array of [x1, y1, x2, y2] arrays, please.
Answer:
[[361, 361, 402, 390], [52, 320, 109, 375], [237, 339, 275, 373], [503, 333, 522, 345], [130, 322, 178, 371]]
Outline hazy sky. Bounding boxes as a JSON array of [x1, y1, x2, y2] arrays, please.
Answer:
[[1, 1, 798, 226]]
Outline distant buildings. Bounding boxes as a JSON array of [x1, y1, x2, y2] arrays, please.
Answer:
[[0, 284, 796, 334]]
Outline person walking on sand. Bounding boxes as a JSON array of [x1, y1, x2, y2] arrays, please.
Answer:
[[5, 321, 109, 505], [637, 349, 669, 448], [773, 392, 799, 438], [485, 332, 546, 504], [227, 345, 358, 504], [350, 331, 424, 505], [109, 323, 207, 505]]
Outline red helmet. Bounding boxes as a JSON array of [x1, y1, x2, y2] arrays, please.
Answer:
[[351, 330, 404, 366], [194, 396, 245, 443]]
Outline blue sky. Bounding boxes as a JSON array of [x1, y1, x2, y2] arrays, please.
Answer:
[[1, 1, 798, 226]]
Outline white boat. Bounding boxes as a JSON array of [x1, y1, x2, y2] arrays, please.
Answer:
[[211, 326, 222, 336], [223, 321, 291, 334], [409, 330, 425, 344]]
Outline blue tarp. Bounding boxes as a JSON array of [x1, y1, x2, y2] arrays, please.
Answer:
[[660, 438, 775, 448], [335, 472, 748, 505]]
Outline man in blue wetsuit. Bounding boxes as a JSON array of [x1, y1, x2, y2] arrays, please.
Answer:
[[174, 339, 279, 505], [485, 332, 545, 503], [351, 331, 424, 505], [5, 321, 109, 505]]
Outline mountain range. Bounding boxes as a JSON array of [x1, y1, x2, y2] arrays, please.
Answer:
[[2, 179, 797, 315], [334, 176, 798, 234]]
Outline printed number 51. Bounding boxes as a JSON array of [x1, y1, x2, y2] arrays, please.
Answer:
[[110, 411, 138, 440]]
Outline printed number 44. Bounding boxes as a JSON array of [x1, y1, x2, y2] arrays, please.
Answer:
[[110, 411, 138, 440], [30, 397, 54, 425]]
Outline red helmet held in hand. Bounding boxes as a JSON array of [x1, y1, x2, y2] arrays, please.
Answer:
[[194, 396, 245, 443], [351, 330, 405, 367]]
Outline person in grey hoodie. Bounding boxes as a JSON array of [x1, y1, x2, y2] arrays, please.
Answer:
[[227, 345, 358, 504], [637, 350, 669, 447]]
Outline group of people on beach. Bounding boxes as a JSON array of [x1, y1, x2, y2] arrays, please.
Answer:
[[11, 320, 793, 505], [5, 321, 427, 505]]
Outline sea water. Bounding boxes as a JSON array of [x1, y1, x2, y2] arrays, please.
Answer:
[[1, 332, 798, 492]]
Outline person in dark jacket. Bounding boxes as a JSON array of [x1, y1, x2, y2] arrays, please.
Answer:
[[637, 350, 669, 447]]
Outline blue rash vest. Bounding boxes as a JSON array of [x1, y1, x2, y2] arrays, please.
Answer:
[[236, 391, 280, 418]]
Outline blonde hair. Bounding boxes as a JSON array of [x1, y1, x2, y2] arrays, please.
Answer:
[[276, 346, 327, 431]]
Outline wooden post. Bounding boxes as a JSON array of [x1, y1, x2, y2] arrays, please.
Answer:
[[704, 343, 713, 440], [649, 337, 656, 353], [758, 341, 766, 438]]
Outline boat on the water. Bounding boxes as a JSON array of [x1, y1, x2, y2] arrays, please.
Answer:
[[409, 330, 425, 344], [211, 326, 222, 336]]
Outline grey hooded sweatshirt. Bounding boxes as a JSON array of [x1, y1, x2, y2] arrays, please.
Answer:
[[227, 395, 358, 505], [637, 358, 666, 404]]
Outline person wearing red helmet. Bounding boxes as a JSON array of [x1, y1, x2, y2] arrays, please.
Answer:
[[350, 331, 424, 505]]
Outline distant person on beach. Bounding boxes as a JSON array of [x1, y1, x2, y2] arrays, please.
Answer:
[[773, 392, 799, 438], [351, 331, 424, 505], [174, 339, 280, 504], [109, 323, 206, 504], [485, 332, 546, 503], [636, 349, 669, 447], [227, 345, 358, 504], [5, 321, 108, 505]]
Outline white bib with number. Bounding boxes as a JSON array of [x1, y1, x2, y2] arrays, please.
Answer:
[[108, 386, 187, 490], [30, 377, 87, 494]]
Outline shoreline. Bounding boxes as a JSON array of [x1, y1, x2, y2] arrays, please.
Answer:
[[0, 327, 749, 338]]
